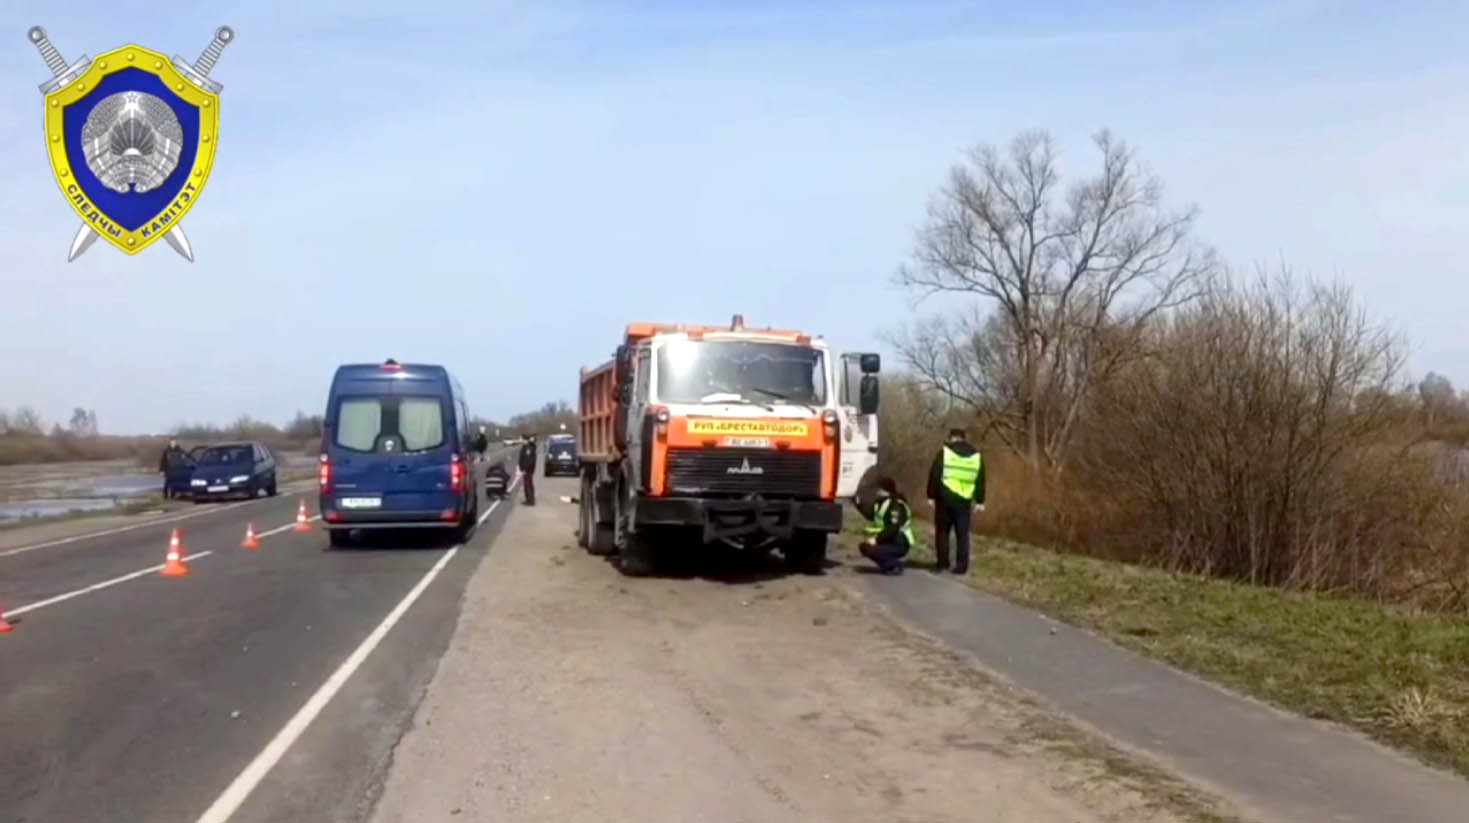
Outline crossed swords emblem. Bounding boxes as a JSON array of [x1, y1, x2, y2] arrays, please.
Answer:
[[27, 25, 234, 262]]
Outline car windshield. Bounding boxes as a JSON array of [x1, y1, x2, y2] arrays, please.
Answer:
[[197, 446, 252, 465], [656, 340, 826, 405], [333, 396, 446, 453]]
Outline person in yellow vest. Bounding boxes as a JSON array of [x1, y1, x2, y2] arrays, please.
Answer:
[[858, 477, 916, 575], [926, 428, 985, 575]]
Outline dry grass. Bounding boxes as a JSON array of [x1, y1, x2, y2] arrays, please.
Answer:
[[842, 516, 1469, 780]]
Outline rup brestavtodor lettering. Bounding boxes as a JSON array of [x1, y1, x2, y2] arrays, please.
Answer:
[[27, 25, 234, 261]]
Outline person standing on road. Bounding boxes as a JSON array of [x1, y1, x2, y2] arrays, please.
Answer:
[[517, 434, 538, 505], [472, 426, 489, 458], [859, 477, 916, 575], [158, 438, 186, 500], [926, 428, 984, 575]]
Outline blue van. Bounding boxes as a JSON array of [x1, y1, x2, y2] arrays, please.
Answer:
[[318, 359, 479, 547]]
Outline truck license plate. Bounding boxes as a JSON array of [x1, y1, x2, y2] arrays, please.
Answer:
[[723, 437, 771, 448], [339, 497, 381, 509]]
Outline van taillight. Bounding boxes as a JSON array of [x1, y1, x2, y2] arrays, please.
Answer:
[[319, 454, 331, 492], [450, 454, 463, 492]]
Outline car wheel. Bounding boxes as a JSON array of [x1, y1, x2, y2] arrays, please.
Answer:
[[328, 529, 354, 549], [268, 475, 278, 496]]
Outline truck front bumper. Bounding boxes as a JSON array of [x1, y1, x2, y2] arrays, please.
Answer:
[[635, 496, 843, 542]]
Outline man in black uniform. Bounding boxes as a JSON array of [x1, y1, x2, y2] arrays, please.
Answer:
[[158, 438, 187, 500], [517, 434, 538, 505], [926, 428, 985, 575]]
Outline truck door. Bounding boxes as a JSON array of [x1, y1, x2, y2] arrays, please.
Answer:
[[835, 352, 879, 499], [626, 347, 652, 492]]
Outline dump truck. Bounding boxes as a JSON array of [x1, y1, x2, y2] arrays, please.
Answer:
[[577, 315, 881, 576]]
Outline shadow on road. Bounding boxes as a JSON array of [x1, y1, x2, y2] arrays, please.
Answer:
[[594, 540, 847, 585], [322, 527, 466, 553]]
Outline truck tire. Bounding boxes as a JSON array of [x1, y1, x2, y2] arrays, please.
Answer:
[[617, 529, 657, 577], [785, 530, 828, 575]]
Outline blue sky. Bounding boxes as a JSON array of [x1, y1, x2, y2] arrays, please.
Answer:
[[2, 0, 1466, 433]]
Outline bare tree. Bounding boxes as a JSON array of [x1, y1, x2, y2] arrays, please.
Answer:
[[1418, 372, 1457, 427], [894, 129, 1219, 470], [11, 406, 44, 435]]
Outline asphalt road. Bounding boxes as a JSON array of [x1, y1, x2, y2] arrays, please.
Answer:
[[0, 449, 522, 823]]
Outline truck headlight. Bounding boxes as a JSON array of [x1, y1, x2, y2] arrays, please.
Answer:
[[230, 475, 249, 484]]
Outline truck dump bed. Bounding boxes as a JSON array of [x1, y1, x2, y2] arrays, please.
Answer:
[[578, 360, 617, 461]]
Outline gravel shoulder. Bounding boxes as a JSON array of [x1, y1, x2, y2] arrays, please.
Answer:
[[369, 477, 1240, 823]]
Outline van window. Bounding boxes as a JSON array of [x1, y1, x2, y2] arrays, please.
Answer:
[[336, 399, 383, 452], [332, 395, 446, 453], [399, 398, 445, 451]]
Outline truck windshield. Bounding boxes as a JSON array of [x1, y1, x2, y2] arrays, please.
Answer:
[[656, 340, 826, 405]]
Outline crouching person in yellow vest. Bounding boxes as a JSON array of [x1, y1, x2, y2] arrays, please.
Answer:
[[926, 428, 985, 575], [859, 477, 916, 575]]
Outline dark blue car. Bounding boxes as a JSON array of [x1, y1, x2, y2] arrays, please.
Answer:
[[318, 359, 480, 548], [189, 442, 278, 501]]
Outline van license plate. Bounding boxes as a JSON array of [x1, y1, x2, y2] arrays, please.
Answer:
[[339, 497, 381, 509], [723, 437, 771, 448]]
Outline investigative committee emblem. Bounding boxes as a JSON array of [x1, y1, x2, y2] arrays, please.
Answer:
[[27, 25, 235, 262]]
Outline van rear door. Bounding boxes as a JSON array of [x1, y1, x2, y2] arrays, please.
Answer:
[[329, 393, 454, 516]]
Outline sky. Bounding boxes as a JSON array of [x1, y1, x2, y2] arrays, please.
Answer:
[[1, 0, 1466, 434]]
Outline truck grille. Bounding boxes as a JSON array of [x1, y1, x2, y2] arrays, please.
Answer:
[[665, 448, 822, 499]]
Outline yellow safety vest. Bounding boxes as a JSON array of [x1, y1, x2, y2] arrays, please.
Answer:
[[865, 498, 915, 544], [941, 446, 982, 499]]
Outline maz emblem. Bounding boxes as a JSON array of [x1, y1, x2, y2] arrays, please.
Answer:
[[726, 458, 764, 475]]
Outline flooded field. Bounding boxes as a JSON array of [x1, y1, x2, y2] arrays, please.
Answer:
[[0, 454, 317, 524]]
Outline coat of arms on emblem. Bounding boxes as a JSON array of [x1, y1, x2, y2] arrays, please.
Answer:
[[27, 25, 235, 261]]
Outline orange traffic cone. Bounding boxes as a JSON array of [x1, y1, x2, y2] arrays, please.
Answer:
[[160, 528, 190, 577], [0, 597, 13, 633], [294, 499, 312, 532], [242, 523, 260, 549]]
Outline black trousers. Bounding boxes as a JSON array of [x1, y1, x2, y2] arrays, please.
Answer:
[[934, 497, 972, 572], [861, 534, 911, 573], [521, 470, 535, 505]]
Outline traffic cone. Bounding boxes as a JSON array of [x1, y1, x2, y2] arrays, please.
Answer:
[[294, 499, 312, 532], [0, 597, 13, 633], [242, 522, 260, 549], [160, 528, 190, 577]]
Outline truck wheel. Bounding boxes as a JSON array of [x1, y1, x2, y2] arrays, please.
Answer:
[[785, 531, 828, 575], [617, 530, 657, 577], [588, 522, 615, 555], [576, 484, 591, 548]]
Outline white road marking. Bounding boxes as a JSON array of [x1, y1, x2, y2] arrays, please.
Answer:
[[192, 494, 507, 822], [0, 483, 315, 559], [257, 516, 321, 538], [7, 551, 215, 617], [192, 544, 465, 823], [3, 511, 323, 618]]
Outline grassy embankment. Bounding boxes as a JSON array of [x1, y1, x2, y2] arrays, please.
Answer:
[[838, 515, 1469, 778]]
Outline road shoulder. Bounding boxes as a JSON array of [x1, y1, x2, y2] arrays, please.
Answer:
[[368, 481, 1237, 823], [850, 555, 1469, 823]]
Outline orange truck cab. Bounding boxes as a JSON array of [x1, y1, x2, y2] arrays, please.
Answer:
[[577, 315, 881, 576]]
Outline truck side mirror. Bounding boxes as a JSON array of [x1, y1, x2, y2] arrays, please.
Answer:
[[859, 353, 881, 374], [859, 375, 879, 415], [614, 344, 633, 404]]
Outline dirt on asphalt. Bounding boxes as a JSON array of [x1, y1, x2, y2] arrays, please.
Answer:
[[369, 477, 1241, 823]]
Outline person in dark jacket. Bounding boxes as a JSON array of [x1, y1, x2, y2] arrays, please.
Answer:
[[472, 426, 489, 457], [858, 477, 915, 575], [517, 434, 538, 505], [158, 439, 187, 499], [926, 428, 985, 575]]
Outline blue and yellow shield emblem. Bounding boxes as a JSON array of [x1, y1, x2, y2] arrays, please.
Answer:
[[28, 26, 234, 261]]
